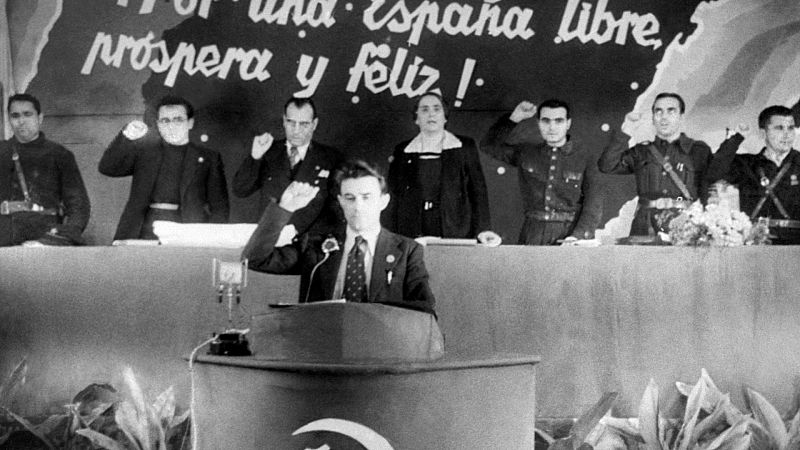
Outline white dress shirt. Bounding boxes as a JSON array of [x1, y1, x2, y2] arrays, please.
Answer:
[[285, 141, 310, 162], [332, 226, 380, 300]]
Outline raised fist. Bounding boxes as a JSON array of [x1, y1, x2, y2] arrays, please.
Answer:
[[510, 101, 537, 123], [625, 112, 643, 123], [736, 123, 750, 136], [621, 112, 644, 136], [278, 181, 319, 212], [251, 132, 274, 160], [122, 120, 148, 140]]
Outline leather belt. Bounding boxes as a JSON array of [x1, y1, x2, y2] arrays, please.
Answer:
[[527, 210, 575, 222], [0, 200, 58, 215], [639, 198, 691, 210], [149, 203, 180, 211], [762, 218, 800, 229]]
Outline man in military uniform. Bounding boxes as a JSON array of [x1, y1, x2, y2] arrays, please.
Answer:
[[481, 99, 602, 245], [599, 92, 712, 237], [0, 93, 90, 246], [706, 105, 800, 244]]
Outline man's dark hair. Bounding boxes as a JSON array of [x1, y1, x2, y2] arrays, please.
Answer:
[[285, 97, 317, 118], [652, 92, 685, 114], [334, 159, 388, 194], [537, 99, 570, 119], [413, 91, 449, 120], [157, 95, 194, 119], [758, 105, 794, 129], [8, 93, 41, 114]]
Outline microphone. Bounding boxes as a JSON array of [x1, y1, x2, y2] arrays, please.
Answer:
[[303, 237, 340, 304], [321, 236, 340, 254]]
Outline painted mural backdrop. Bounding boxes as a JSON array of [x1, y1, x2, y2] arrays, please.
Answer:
[[5, 0, 800, 242]]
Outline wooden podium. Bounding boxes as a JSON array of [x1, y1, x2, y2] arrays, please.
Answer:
[[192, 303, 540, 449]]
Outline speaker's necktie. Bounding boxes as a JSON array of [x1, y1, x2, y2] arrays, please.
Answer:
[[343, 235, 367, 302]]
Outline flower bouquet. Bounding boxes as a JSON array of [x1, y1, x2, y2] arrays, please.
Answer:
[[667, 201, 770, 246]]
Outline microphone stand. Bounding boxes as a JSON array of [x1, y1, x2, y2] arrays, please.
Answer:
[[304, 252, 331, 304], [303, 237, 340, 304]]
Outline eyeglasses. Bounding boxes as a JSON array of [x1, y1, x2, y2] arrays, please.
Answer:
[[157, 116, 188, 125]]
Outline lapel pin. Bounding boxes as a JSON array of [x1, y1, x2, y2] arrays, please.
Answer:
[[386, 254, 395, 264], [198, 157, 204, 163]]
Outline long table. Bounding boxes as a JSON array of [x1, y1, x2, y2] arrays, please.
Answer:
[[1, 245, 799, 417]]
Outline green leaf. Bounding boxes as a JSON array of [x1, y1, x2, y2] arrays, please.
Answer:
[[80, 402, 115, 427], [697, 368, 724, 413], [115, 401, 146, 450], [123, 368, 148, 419], [676, 372, 708, 450], [705, 416, 750, 450], [584, 422, 628, 450], [788, 409, 800, 442], [0, 358, 28, 406], [786, 432, 800, 450], [169, 408, 190, 429], [152, 386, 176, 429], [535, 427, 555, 444], [0, 430, 12, 446], [748, 420, 778, 450], [549, 436, 576, 450], [75, 428, 128, 450], [747, 387, 788, 449], [34, 414, 68, 437], [638, 378, 662, 450], [571, 392, 619, 447], [675, 382, 693, 398], [692, 395, 731, 444], [122, 368, 152, 449], [0, 405, 55, 449], [600, 417, 643, 441]]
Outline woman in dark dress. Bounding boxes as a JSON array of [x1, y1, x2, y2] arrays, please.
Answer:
[[385, 92, 500, 245]]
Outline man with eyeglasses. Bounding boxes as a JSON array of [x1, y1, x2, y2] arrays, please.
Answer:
[[599, 92, 712, 238], [705, 105, 800, 244], [233, 96, 342, 237], [481, 98, 602, 245], [0, 93, 90, 246], [99, 95, 229, 241]]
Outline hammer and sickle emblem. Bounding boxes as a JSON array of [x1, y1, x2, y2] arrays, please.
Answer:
[[293, 418, 394, 450]]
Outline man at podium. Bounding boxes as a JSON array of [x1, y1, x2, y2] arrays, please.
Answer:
[[242, 160, 436, 315]]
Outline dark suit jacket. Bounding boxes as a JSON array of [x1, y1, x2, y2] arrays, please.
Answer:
[[99, 133, 230, 240], [232, 139, 342, 233], [242, 202, 436, 315], [385, 135, 490, 238]]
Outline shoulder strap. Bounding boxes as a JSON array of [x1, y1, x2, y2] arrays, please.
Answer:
[[10, 143, 32, 203], [646, 144, 693, 200], [752, 162, 793, 219]]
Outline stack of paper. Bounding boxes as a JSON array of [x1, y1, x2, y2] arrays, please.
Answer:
[[153, 221, 257, 248]]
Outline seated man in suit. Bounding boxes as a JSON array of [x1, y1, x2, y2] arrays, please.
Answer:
[[233, 96, 342, 234], [242, 160, 435, 315]]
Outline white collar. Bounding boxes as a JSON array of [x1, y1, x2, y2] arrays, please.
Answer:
[[344, 226, 380, 256], [403, 130, 462, 154], [285, 141, 310, 160]]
